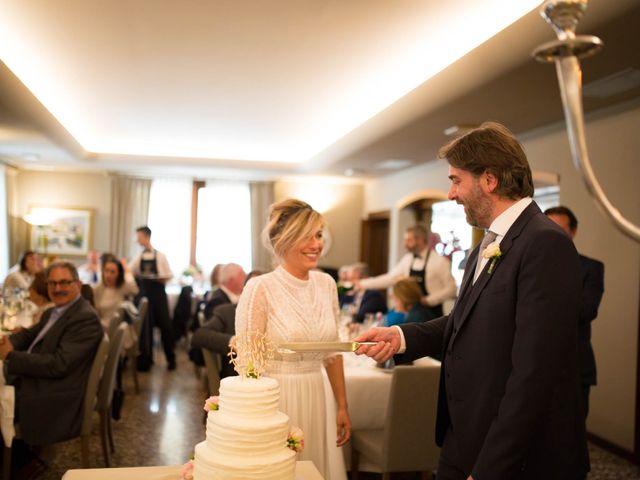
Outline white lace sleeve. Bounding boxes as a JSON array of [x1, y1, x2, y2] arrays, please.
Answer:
[[235, 276, 269, 340], [324, 274, 342, 366]]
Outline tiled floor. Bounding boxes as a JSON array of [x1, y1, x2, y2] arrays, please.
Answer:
[[26, 342, 640, 479]]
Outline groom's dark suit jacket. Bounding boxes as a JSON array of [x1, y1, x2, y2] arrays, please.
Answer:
[[397, 202, 589, 479], [577, 254, 604, 386]]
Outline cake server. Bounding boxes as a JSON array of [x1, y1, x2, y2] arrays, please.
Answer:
[[278, 341, 378, 352]]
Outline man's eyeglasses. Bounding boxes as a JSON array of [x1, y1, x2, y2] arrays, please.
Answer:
[[47, 280, 76, 288]]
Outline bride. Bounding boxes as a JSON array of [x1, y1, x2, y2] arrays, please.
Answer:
[[235, 198, 351, 480]]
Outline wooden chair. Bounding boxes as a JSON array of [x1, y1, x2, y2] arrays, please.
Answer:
[[125, 297, 148, 394], [201, 349, 222, 397], [351, 365, 440, 480], [107, 310, 122, 340], [95, 322, 127, 467]]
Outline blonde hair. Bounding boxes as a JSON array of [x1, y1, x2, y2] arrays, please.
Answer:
[[392, 278, 422, 310], [262, 199, 325, 260]]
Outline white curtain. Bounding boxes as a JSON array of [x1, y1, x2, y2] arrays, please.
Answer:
[[249, 181, 274, 272], [110, 176, 152, 260]]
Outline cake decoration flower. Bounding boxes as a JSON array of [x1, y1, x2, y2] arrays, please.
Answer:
[[180, 459, 194, 480], [482, 241, 502, 275], [286, 426, 305, 453], [204, 396, 219, 412]]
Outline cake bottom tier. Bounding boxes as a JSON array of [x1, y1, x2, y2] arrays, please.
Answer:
[[193, 440, 296, 480]]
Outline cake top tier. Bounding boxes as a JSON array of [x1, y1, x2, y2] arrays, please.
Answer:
[[217, 376, 281, 419], [220, 375, 279, 392]]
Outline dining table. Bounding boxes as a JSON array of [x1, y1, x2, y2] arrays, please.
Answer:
[[0, 332, 16, 448], [62, 460, 324, 480]]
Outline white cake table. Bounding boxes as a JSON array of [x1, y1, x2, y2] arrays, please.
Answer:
[[62, 461, 323, 480]]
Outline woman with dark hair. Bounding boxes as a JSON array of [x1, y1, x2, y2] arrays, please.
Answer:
[[26, 271, 53, 324], [93, 254, 139, 330], [3, 250, 42, 291]]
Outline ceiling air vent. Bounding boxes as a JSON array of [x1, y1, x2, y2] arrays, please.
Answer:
[[374, 159, 414, 170], [583, 68, 640, 99]]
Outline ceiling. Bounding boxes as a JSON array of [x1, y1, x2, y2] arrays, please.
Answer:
[[0, 0, 639, 180]]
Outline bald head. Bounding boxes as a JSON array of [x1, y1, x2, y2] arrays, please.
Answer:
[[220, 263, 246, 296]]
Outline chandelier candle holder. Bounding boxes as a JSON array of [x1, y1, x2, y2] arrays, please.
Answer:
[[533, 0, 640, 242]]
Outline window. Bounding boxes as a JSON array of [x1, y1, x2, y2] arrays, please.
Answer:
[[533, 185, 560, 212], [147, 178, 192, 277], [431, 200, 472, 286], [0, 166, 8, 279], [195, 181, 252, 275]]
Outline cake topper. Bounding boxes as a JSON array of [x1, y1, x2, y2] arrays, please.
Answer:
[[228, 331, 275, 379]]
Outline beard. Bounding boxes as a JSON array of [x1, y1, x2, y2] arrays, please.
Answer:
[[462, 181, 493, 229]]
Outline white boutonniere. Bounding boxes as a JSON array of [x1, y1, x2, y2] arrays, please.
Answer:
[[482, 241, 502, 275]]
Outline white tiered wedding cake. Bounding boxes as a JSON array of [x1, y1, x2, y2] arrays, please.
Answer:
[[193, 376, 298, 479]]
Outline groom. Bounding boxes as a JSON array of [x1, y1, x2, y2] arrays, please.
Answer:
[[356, 122, 589, 480]]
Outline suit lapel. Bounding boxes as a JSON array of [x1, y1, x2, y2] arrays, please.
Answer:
[[451, 202, 541, 336], [37, 298, 85, 350]]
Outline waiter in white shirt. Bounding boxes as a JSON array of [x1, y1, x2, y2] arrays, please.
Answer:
[[356, 224, 457, 320], [129, 226, 175, 370]]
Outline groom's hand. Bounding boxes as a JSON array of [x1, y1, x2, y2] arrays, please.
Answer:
[[354, 327, 400, 362]]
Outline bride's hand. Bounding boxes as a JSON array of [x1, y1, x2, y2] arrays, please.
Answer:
[[336, 407, 351, 446]]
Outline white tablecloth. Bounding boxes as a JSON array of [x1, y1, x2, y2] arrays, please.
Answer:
[[0, 356, 16, 446], [62, 461, 323, 480], [323, 353, 441, 472]]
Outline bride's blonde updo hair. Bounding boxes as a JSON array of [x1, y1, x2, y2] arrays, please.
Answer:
[[262, 199, 326, 260]]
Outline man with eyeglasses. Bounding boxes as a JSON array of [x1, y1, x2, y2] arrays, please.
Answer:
[[0, 261, 102, 460]]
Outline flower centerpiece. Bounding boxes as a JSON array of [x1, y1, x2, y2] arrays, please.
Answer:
[[482, 241, 502, 275], [286, 426, 305, 453], [181, 264, 203, 286]]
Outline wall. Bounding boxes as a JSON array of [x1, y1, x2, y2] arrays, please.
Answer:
[[9, 170, 112, 264], [363, 102, 640, 451], [274, 178, 364, 271], [523, 103, 640, 450]]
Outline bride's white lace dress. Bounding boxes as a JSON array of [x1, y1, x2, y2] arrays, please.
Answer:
[[236, 266, 347, 480]]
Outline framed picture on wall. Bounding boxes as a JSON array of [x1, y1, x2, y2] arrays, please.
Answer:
[[27, 206, 93, 256]]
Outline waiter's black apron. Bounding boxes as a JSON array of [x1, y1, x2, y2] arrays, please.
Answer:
[[137, 251, 174, 370], [409, 250, 443, 320]]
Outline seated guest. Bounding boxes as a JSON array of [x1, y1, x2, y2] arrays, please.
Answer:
[[391, 278, 434, 324], [203, 263, 246, 320], [27, 272, 54, 325], [189, 263, 246, 367], [191, 303, 238, 378], [0, 261, 103, 449], [191, 263, 223, 332], [3, 250, 42, 292], [345, 263, 387, 323], [191, 270, 262, 377], [93, 254, 139, 330], [77, 249, 101, 286], [80, 284, 95, 308]]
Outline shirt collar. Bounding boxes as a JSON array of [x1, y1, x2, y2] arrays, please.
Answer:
[[52, 293, 82, 316], [413, 248, 428, 259], [219, 285, 239, 304], [488, 197, 532, 240]]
